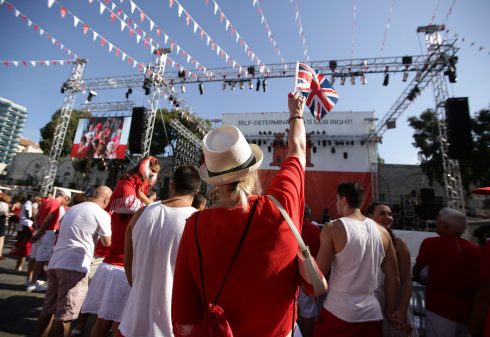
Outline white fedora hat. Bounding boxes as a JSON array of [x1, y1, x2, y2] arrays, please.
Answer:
[[199, 125, 263, 185]]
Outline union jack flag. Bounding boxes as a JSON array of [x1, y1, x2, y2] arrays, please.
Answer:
[[296, 62, 339, 121]]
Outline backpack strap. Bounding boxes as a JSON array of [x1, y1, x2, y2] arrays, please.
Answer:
[[195, 198, 259, 306]]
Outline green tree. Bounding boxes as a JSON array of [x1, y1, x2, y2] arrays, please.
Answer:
[[39, 109, 92, 156], [408, 107, 490, 190]]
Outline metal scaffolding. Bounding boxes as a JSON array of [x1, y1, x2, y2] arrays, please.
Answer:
[[40, 58, 87, 196], [169, 119, 202, 170]]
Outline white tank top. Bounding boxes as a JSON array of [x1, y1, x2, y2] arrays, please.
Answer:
[[324, 217, 385, 322]]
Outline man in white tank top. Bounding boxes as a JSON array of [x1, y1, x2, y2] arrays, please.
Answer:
[[315, 182, 401, 337], [119, 165, 201, 337]]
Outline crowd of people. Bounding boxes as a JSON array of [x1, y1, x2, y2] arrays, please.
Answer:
[[0, 92, 488, 337]]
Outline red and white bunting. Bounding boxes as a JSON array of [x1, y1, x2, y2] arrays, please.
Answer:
[[290, 0, 310, 62], [168, 0, 243, 73], [98, 0, 210, 76], [1, 59, 73, 67], [0, 0, 78, 59], [249, 0, 284, 63]]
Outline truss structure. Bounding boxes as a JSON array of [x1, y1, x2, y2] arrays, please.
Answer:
[[42, 25, 462, 209], [40, 58, 87, 196], [80, 101, 135, 112]]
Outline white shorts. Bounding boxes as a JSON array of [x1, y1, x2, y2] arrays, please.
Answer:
[[30, 230, 57, 262], [81, 262, 130, 322], [425, 310, 466, 337]]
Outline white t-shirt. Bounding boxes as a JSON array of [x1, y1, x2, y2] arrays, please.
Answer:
[[19, 200, 33, 227], [119, 201, 196, 337], [48, 201, 111, 274]]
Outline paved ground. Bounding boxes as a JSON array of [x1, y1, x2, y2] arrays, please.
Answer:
[[0, 236, 95, 337]]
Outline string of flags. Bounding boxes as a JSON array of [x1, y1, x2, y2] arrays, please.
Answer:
[[167, 0, 245, 74], [250, 0, 285, 63], [47, 0, 144, 71], [2, 59, 74, 67], [379, 0, 396, 56], [0, 0, 78, 60], [205, 0, 264, 67], [446, 30, 489, 56], [90, 0, 210, 78], [289, 0, 310, 62], [351, 0, 357, 58]]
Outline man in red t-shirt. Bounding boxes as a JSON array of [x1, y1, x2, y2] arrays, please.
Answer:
[[27, 191, 71, 292], [413, 207, 480, 337]]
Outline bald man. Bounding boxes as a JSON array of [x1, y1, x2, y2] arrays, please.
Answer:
[[38, 186, 113, 337], [413, 207, 480, 337]]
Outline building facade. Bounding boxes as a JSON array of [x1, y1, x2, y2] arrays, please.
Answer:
[[0, 97, 27, 174]]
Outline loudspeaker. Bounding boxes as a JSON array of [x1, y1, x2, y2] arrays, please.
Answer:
[[420, 188, 436, 220], [445, 97, 472, 159], [128, 107, 146, 154]]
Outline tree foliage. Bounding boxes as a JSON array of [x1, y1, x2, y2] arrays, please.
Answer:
[[408, 108, 490, 190]]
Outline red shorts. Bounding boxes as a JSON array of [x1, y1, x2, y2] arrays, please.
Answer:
[[314, 308, 382, 337]]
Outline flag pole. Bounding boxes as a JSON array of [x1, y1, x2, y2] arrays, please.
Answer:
[[294, 61, 299, 92]]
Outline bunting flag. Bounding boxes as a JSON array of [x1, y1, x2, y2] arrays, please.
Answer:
[[45, 0, 145, 70], [206, 0, 264, 67], [1, 59, 73, 67], [0, 0, 78, 59], [166, 0, 244, 73], [446, 30, 490, 56], [249, 0, 285, 63], [351, 0, 357, 58], [93, 0, 210, 76], [290, 0, 310, 62], [379, 0, 396, 56]]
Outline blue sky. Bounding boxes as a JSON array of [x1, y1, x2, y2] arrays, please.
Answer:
[[1, 0, 489, 164]]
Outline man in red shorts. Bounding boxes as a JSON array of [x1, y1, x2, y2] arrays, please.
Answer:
[[315, 182, 401, 337]]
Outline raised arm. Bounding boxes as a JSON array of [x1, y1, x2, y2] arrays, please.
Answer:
[[287, 92, 306, 169]]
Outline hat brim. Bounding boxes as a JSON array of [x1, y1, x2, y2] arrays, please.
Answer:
[[199, 144, 263, 185]]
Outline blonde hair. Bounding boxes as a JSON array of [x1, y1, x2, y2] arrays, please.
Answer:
[[216, 171, 262, 212]]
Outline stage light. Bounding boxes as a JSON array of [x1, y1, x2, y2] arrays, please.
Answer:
[[60, 82, 67, 94], [258, 140, 262, 146], [329, 60, 337, 71], [361, 74, 367, 85], [125, 87, 133, 99], [331, 147, 336, 154], [222, 81, 227, 90], [198, 82, 204, 95], [262, 79, 267, 92], [402, 56, 412, 65], [231, 82, 235, 91], [87, 90, 97, 102], [247, 66, 255, 77], [416, 71, 422, 81], [340, 75, 346, 85], [239, 81, 244, 90], [402, 71, 409, 82], [256, 79, 261, 91], [142, 78, 152, 95], [322, 140, 327, 147], [343, 152, 348, 159], [383, 73, 389, 86], [181, 84, 186, 93], [248, 81, 253, 90], [350, 75, 355, 85]]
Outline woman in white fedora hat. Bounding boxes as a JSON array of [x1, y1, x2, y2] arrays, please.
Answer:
[[172, 92, 307, 337]]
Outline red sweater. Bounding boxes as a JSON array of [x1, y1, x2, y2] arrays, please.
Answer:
[[172, 157, 305, 337]]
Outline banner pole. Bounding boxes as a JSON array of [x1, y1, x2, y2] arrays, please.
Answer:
[[294, 61, 299, 92]]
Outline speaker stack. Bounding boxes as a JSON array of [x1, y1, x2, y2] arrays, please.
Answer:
[[445, 97, 472, 160], [128, 107, 146, 154]]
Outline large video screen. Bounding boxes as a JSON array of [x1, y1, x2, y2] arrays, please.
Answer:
[[71, 116, 132, 159]]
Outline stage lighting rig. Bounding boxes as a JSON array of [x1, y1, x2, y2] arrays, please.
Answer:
[[125, 87, 132, 100], [142, 78, 152, 95], [198, 82, 204, 95], [256, 79, 261, 91], [383, 73, 389, 86], [262, 79, 267, 92]]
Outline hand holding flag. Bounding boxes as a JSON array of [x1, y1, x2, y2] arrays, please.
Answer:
[[295, 62, 339, 121]]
